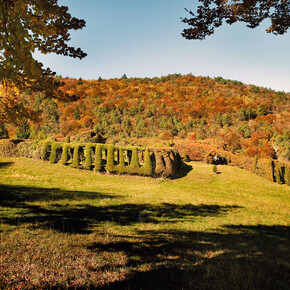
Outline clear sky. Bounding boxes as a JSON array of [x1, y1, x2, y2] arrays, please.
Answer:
[[35, 0, 290, 92]]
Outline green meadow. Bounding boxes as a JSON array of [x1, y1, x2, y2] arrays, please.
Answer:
[[0, 157, 289, 289]]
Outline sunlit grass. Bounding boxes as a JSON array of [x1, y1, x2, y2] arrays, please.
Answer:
[[0, 157, 289, 288]]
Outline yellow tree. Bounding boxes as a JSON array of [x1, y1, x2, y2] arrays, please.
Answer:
[[0, 0, 86, 123]]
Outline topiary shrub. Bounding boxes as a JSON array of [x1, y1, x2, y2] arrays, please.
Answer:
[[72, 144, 81, 168], [274, 164, 282, 184], [84, 144, 95, 170], [61, 144, 70, 165], [94, 144, 103, 172], [127, 147, 140, 174], [285, 166, 290, 186], [268, 158, 275, 182], [253, 156, 258, 171], [105, 144, 117, 173], [41, 141, 52, 160], [117, 149, 126, 173], [140, 148, 153, 176], [49, 142, 63, 164]]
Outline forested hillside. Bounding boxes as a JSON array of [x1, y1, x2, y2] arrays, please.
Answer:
[[2, 74, 289, 162]]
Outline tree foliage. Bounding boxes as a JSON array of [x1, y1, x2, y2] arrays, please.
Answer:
[[0, 0, 86, 123], [182, 0, 290, 40]]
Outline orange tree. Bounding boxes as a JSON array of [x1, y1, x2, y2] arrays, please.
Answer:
[[0, 0, 86, 123]]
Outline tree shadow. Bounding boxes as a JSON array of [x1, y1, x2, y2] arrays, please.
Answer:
[[92, 225, 290, 289], [0, 162, 14, 169], [171, 162, 193, 179], [0, 184, 241, 234], [0, 184, 118, 206]]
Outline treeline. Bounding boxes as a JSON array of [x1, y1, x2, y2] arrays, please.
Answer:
[[2, 74, 289, 161]]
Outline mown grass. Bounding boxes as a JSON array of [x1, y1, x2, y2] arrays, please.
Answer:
[[0, 157, 289, 289]]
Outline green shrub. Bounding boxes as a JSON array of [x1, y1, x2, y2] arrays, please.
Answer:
[[117, 148, 126, 173], [105, 144, 117, 172], [65, 135, 70, 143], [128, 147, 140, 173], [212, 165, 217, 173], [285, 167, 290, 186], [84, 144, 94, 170], [41, 141, 52, 160], [72, 145, 81, 168], [61, 144, 70, 165], [49, 142, 63, 164], [268, 158, 274, 182], [94, 144, 103, 172], [140, 149, 153, 176], [275, 165, 282, 184]]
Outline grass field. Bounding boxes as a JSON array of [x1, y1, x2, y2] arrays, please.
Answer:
[[0, 157, 289, 289]]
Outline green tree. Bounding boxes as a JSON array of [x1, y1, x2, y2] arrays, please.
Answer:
[[16, 120, 30, 139], [0, 0, 86, 123], [182, 1, 290, 40]]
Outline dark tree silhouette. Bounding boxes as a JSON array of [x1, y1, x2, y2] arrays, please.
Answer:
[[182, 0, 290, 40]]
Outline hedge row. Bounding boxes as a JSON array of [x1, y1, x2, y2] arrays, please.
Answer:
[[40, 141, 180, 177], [174, 140, 289, 185]]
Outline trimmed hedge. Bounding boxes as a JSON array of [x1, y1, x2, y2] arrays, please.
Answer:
[[49, 142, 63, 164], [84, 144, 95, 170], [94, 144, 103, 172], [41, 141, 52, 160], [38, 140, 181, 177], [61, 144, 70, 165], [72, 144, 81, 168]]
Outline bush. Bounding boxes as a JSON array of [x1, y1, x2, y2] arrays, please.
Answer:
[[84, 144, 94, 170], [285, 167, 290, 186], [49, 142, 63, 164], [105, 144, 116, 173], [212, 165, 217, 173], [275, 166, 282, 184], [94, 144, 103, 172], [117, 149, 126, 173], [15, 140, 36, 158], [140, 149, 153, 176], [61, 144, 70, 165], [72, 145, 81, 168], [128, 147, 140, 174], [41, 141, 52, 160], [0, 140, 16, 157]]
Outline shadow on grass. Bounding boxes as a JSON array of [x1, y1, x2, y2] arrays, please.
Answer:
[[0, 162, 14, 169], [0, 184, 288, 289], [0, 184, 241, 233], [0, 184, 118, 205], [171, 162, 193, 179], [94, 225, 290, 289]]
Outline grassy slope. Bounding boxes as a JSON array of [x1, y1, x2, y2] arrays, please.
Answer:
[[0, 157, 289, 289]]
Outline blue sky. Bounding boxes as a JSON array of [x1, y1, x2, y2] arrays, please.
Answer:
[[35, 0, 290, 92]]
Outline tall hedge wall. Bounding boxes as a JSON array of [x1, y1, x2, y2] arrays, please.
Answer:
[[40, 140, 180, 177]]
